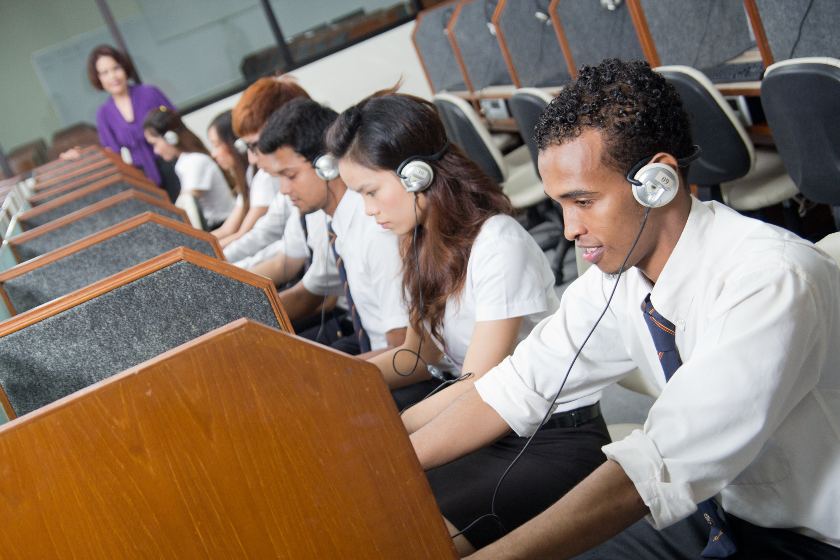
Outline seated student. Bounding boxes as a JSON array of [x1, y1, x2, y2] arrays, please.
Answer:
[[143, 107, 234, 230], [222, 77, 310, 267], [206, 110, 278, 248], [411, 59, 840, 560], [255, 98, 407, 356], [326, 92, 609, 548]]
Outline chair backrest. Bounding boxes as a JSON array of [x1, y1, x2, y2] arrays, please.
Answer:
[[552, 0, 643, 75], [753, 0, 840, 63], [631, 0, 762, 83], [0, 247, 291, 420], [175, 192, 206, 229], [761, 58, 840, 206], [8, 190, 188, 262], [18, 176, 167, 230], [656, 66, 754, 186], [412, 1, 468, 92], [0, 213, 222, 315], [494, 0, 569, 87], [509, 88, 554, 176], [448, 0, 513, 91], [816, 232, 840, 265], [432, 93, 507, 184]]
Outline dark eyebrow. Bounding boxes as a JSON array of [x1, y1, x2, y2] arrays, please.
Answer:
[[548, 189, 598, 200]]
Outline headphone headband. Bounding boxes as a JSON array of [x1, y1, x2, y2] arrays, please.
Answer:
[[626, 145, 701, 186]]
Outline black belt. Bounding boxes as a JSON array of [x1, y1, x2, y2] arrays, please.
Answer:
[[542, 402, 601, 429]]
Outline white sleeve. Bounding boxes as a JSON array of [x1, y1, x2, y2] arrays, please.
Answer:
[[177, 154, 214, 192], [604, 264, 824, 530], [474, 268, 636, 436], [223, 192, 291, 262], [248, 170, 278, 207], [471, 230, 556, 322], [365, 230, 408, 332]]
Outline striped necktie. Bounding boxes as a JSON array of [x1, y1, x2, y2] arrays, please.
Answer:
[[327, 222, 371, 353], [641, 294, 737, 558]]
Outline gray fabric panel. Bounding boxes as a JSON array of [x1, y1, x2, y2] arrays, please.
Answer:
[[415, 4, 467, 91], [36, 168, 109, 192], [554, 0, 644, 70], [15, 199, 183, 262], [639, 0, 754, 69], [0, 261, 281, 417], [499, 0, 570, 87], [451, 0, 512, 89], [4, 222, 217, 313], [34, 176, 116, 205], [22, 183, 144, 228], [756, 0, 839, 60]]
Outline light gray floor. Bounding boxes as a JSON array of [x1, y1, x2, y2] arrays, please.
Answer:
[[547, 243, 655, 428]]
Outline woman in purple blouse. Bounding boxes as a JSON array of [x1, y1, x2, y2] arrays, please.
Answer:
[[87, 45, 177, 198]]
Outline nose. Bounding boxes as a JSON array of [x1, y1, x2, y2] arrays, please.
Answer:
[[363, 199, 378, 217], [562, 208, 585, 242], [278, 179, 292, 195]]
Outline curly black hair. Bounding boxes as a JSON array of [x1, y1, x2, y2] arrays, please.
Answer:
[[535, 59, 694, 175]]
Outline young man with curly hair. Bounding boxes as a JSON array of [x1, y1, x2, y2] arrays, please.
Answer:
[[411, 59, 840, 559]]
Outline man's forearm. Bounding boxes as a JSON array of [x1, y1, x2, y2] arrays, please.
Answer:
[[279, 283, 327, 322], [467, 460, 648, 559]]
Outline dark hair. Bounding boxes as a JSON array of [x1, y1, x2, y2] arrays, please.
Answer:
[[535, 59, 694, 177], [143, 106, 208, 155], [209, 110, 249, 204], [258, 98, 338, 162], [232, 77, 310, 137], [326, 93, 513, 341], [86, 45, 139, 91]]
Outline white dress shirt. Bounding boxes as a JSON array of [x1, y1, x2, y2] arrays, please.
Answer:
[[331, 190, 408, 350], [174, 152, 235, 224], [435, 214, 561, 370], [234, 169, 278, 209], [475, 198, 840, 546], [274, 206, 341, 297], [224, 170, 290, 264]]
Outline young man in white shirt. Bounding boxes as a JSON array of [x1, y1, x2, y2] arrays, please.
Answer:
[[223, 77, 309, 265], [410, 59, 840, 558], [254, 98, 407, 356]]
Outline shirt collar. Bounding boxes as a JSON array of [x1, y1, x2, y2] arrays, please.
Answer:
[[648, 197, 715, 326], [330, 189, 360, 235]]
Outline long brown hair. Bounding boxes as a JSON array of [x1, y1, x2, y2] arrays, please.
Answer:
[[209, 110, 249, 205], [326, 93, 513, 341]]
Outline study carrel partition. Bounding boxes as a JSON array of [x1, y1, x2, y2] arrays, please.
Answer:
[[0, 319, 457, 558], [0, 247, 291, 420], [0, 213, 223, 315]]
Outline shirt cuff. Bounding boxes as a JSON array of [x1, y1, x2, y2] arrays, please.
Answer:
[[602, 430, 698, 529], [474, 357, 555, 437]]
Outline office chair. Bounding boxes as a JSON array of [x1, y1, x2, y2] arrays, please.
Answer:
[[657, 66, 799, 221], [816, 232, 840, 264], [761, 58, 840, 229], [175, 192, 206, 230]]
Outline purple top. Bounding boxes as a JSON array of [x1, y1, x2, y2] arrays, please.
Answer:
[[96, 84, 175, 186]]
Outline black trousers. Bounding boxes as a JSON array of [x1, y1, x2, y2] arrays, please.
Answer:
[[293, 311, 361, 356], [428, 413, 611, 549], [155, 157, 180, 203], [573, 510, 840, 560]]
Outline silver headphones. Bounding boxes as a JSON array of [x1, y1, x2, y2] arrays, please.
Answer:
[[233, 138, 249, 155], [313, 153, 339, 181], [626, 145, 701, 208], [163, 130, 180, 146], [395, 141, 450, 193]]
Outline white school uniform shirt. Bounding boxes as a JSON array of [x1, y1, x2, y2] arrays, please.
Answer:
[[435, 214, 561, 371], [277, 206, 342, 297], [234, 167, 278, 209], [475, 198, 840, 547], [174, 152, 235, 224], [224, 170, 291, 265], [331, 190, 407, 351]]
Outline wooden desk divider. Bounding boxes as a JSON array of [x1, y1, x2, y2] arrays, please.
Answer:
[[29, 145, 105, 182], [447, 0, 514, 96], [548, 0, 644, 80], [8, 190, 187, 263], [18, 175, 168, 230], [412, 1, 469, 94], [0, 213, 223, 315], [30, 168, 152, 205], [494, 0, 569, 88], [0, 318, 458, 559], [32, 155, 118, 192], [0, 247, 292, 420]]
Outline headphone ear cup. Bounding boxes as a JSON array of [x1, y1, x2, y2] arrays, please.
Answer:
[[631, 163, 679, 208], [233, 138, 249, 155], [163, 130, 180, 146], [313, 154, 339, 181], [399, 160, 434, 193]]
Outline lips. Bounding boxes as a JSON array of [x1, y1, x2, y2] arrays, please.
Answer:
[[580, 245, 605, 264]]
